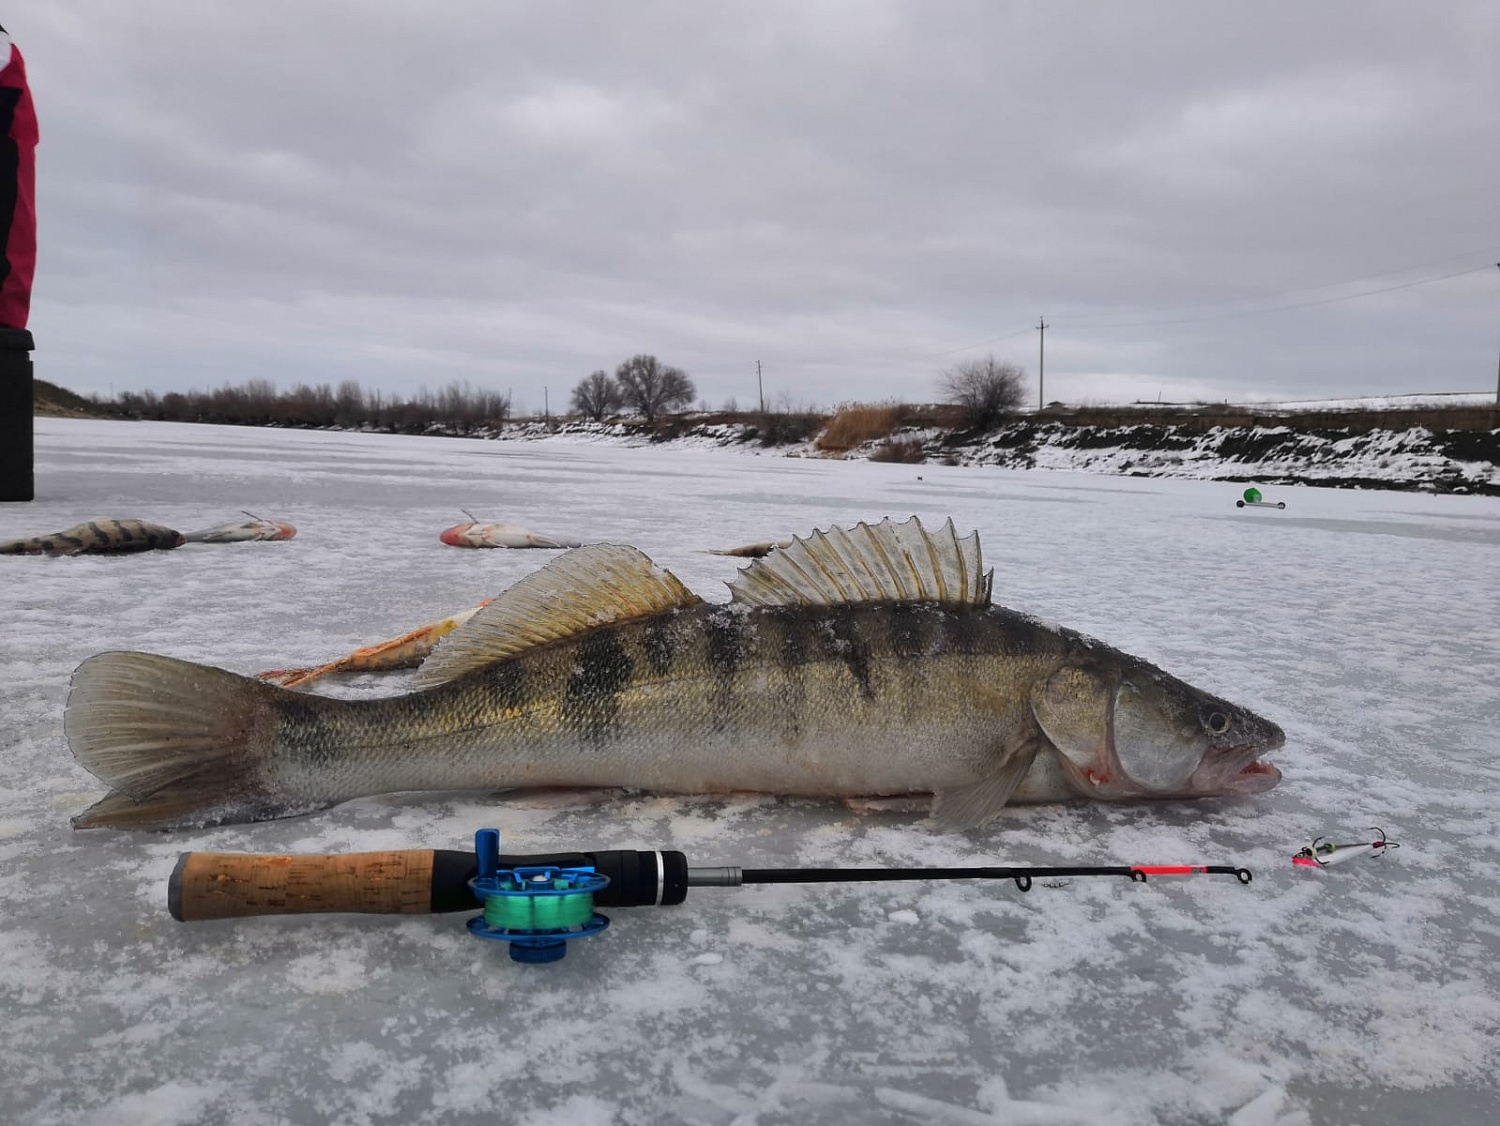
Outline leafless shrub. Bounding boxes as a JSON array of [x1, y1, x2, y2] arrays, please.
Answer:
[[571, 370, 622, 421], [615, 354, 696, 423], [869, 436, 926, 463], [750, 411, 824, 446], [105, 378, 510, 434], [939, 356, 1026, 429]]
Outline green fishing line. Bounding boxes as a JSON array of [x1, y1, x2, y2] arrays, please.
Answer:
[[481, 873, 596, 931]]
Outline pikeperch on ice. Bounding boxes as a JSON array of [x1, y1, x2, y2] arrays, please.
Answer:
[[65, 517, 1284, 832]]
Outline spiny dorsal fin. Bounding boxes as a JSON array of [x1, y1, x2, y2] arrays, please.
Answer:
[[410, 543, 702, 687], [727, 516, 991, 608]]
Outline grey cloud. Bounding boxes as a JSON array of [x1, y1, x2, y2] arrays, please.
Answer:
[[18, 0, 1500, 408]]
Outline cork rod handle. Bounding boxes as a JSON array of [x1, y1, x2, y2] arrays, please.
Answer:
[[170, 850, 440, 921]]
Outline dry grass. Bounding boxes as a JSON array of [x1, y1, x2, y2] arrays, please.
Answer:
[[816, 402, 907, 453]]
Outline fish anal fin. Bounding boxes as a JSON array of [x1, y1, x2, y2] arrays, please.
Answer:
[[727, 516, 989, 608], [927, 743, 1039, 831], [411, 544, 702, 687]]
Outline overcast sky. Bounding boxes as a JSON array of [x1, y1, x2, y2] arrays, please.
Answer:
[[15, 1, 1500, 413]]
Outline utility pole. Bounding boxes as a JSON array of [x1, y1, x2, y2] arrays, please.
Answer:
[[756, 360, 764, 413], [1494, 265, 1499, 408], [1037, 317, 1048, 411], [544, 386, 549, 419]]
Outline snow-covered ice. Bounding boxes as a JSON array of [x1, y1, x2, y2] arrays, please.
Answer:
[[3, 418, 1498, 1125]]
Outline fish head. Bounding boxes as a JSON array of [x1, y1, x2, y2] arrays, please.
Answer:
[[439, 522, 480, 546], [1030, 659, 1283, 801], [259, 520, 297, 541]]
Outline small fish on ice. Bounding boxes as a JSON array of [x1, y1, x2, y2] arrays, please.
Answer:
[[182, 511, 297, 543], [438, 511, 583, 548], [0, 518, 184, 555]]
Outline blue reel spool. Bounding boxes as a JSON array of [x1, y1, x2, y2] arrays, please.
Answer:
[[466, 829, 611, 963]]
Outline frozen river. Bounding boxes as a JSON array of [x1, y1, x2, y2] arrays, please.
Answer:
[[3, 418, 1498, 1125]]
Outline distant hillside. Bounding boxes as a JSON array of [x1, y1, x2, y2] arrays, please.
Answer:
[[500, 403, 1500, 495], [33, 379, 111, 418]]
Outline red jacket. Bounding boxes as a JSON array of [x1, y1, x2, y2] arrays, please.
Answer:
[[0, 25, 37, 330]]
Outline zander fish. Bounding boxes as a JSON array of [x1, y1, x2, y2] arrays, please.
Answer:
[[182, 512, 297, 544], [0, 518, 184, 555], [65, 517, 1284, 831]]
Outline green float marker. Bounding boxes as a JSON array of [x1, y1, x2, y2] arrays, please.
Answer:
[[1236, 487, 1285, 510]]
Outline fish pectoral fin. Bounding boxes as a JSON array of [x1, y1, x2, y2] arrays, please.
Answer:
[[1031, 665, 1113, 771], [927, 744, 1039, 832]]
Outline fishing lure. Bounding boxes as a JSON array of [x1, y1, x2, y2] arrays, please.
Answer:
[[1292, 826, 1399, 868]]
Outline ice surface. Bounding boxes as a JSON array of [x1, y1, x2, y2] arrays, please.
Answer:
[[2, 419, 1498, 1125]]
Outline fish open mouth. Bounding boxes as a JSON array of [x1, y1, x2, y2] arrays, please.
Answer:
[[1228, 757, 1281, 793], [1187, 744, 1282, 796]]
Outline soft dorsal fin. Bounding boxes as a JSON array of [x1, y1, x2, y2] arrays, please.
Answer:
[[727, 516, 991, 608], [411, 543, 702, 687]]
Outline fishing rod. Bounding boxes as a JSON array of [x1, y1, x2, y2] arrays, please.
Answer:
[[169, 828, 1254, 964], [1292, 826, 1399, 868]]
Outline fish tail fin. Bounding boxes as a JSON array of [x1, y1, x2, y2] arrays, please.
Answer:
[[66, 651, 325, 830]]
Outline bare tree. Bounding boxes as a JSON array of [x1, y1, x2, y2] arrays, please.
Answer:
[[614, 354, 696, 423], [334, 380, 365, 427], [939, 356, 1026, 429], [571, 369, 622, 421]]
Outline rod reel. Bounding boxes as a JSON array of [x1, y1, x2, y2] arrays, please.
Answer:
[[165, 832, 1255, 969], [466, 829, 610, 963]]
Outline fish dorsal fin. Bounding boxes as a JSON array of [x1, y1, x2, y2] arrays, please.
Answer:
[[727, 516, 991, 608], [411, 543, 703, 687]]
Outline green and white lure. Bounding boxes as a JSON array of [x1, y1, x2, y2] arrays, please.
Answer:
[[1292, 827, 1399, 868]]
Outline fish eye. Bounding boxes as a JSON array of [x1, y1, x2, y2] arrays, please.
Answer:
[[1205, 711, 1231, 735]]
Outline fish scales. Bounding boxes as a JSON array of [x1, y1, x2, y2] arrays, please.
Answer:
[[1, 517, 183, 555], [263, 602, 1058, 803], [65, 517, 1285, 831]]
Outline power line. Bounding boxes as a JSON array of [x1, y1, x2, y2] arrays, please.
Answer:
[[926, 323, 1036, 358], [900, 250, 1500, 364], [1054, 244, 1500, 328], [756, 249, 1500, 376], [1056, 262, 1497, 332]]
